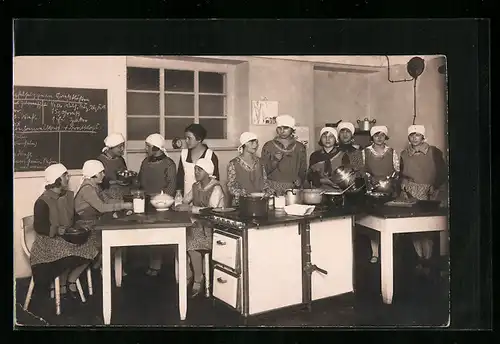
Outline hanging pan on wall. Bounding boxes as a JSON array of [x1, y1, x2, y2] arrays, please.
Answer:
[[407, 57, 426, 125], [407, 57, 426, 79]]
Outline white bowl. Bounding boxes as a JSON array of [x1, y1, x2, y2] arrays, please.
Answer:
[[150, 198, 174, 211], [284, 204, 315, 216]]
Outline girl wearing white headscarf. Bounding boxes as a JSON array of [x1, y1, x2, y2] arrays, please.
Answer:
[[97, 133, 130, 200], [227, 132, 274, 206], [261, 115, 307, 195], [138, 134, 178, 277], [30, 163, 99, 299], [138, 133, 177, 197], [400, 125, 447, 275], [74, 160, 133, 253], [175, 158, 225, 297], [362, 125, 400, 263], [336, 121, 364, 171], [307, 127, 344, 189]]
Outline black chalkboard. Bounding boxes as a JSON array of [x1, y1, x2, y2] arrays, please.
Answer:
[[14, 86, 108, 172]]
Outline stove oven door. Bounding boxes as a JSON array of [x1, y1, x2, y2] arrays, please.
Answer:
[[212, 229, 242, 273]]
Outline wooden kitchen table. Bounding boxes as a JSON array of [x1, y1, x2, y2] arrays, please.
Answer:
[[356, 205, 448, 305], [95, 210, 193, 325]]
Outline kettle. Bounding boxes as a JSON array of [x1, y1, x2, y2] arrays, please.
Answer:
[[357, 118, 376, 131]]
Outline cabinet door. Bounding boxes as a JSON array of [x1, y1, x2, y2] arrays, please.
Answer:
[[309, 217, 354, 301], [247, 224, 303, 315]]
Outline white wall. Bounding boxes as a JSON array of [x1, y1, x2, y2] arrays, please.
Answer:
[[13, 56, 127, 278]]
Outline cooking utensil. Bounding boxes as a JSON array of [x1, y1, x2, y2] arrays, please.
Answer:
[[284, 189, 304, 206], [302, 188, 325, 205], [331, 166, 358, 190], [239, 195, 272, 218], [357, 118, 376, 131]]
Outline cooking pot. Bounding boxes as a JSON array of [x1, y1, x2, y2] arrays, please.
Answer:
[[62, 223, 91, 245], [302, 188, 325, 205], [357, 118, 376, 131], [284, 189, 303, 206], [239, 194, 274, 218], [332, 166, 366, 194], [323, 191, 345, 208]]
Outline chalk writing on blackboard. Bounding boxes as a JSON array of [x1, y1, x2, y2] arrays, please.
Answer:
[[14, 86, 108, 172]]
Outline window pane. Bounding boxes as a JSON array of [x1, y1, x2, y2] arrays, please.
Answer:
[[165, 70, 194, 92], [165, 118, 195, 140], [127, 67, 159, 91], [199, 72, 225, 94], [165, 94, 194, 117], [127, 117, 160, 141], [199, 95, 225, 117], [127, 92, 160, 116], [199, 118, 227, 139]]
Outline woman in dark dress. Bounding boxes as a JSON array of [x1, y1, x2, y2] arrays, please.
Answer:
[[30, 164, 99, 299], [96, 133, 129, 200], [227, 132, 274, 206], [336, 121, 364, 171], [175, 158, 225, 297], [400, 125, 447, 275], [261, 115, 307, 195], [307, 127, 343, 189], [138, 133, 177, 276]]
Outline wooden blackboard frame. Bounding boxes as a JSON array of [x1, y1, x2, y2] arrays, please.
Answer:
[[14, 85, 109, 178]]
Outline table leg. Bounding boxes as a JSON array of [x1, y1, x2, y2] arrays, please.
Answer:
[[115, 248, 123, 287], [177, 241, 187, 321], [102, 240, 112, 325], [380, 231, 394, 304]]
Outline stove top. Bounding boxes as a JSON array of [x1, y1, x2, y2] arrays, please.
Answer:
[[199, 204, 335, 230]]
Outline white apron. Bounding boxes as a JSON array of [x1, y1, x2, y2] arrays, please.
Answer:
[[181, 148, 213, 198]]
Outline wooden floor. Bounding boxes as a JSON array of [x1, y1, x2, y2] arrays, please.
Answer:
[[14, 232, 449, 327]]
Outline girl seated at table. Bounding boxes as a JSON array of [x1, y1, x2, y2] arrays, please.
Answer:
[[138, 133, 177, 277], [74, 160, 133, 265], [174, 158, 225, 297], [31, 163, 99, 300], [307, 126, 343, 189], [399, 125, 447, 275], [362, 125, 400, 263], [227, 132, 274, 206]]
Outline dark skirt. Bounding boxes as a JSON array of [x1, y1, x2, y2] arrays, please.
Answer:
[[31, 256, 90, 291]]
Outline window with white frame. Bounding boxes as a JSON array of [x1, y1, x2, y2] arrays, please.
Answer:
[[126, 57, 235, 149]]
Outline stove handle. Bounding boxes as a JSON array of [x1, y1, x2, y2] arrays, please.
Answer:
[[216, 240, 227, 246], [216, 277, 228, 284]]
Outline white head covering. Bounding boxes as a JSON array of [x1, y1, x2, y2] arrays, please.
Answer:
[[336, 122, 355, 135], [145, 133, 168, 156], [408, 125, 426, 137], [238, 132, 258, 152], [276, 115, 296, 130], [41, 163, 67, 194], [370, 125, 389, 137], [102, 133, 125, 153], [319, 127, 338, 142], [75, 160, 105, 195], [195, 158, 215, 178]]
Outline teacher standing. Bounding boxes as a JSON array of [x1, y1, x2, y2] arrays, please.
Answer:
[[176, 124, 220, 199]]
